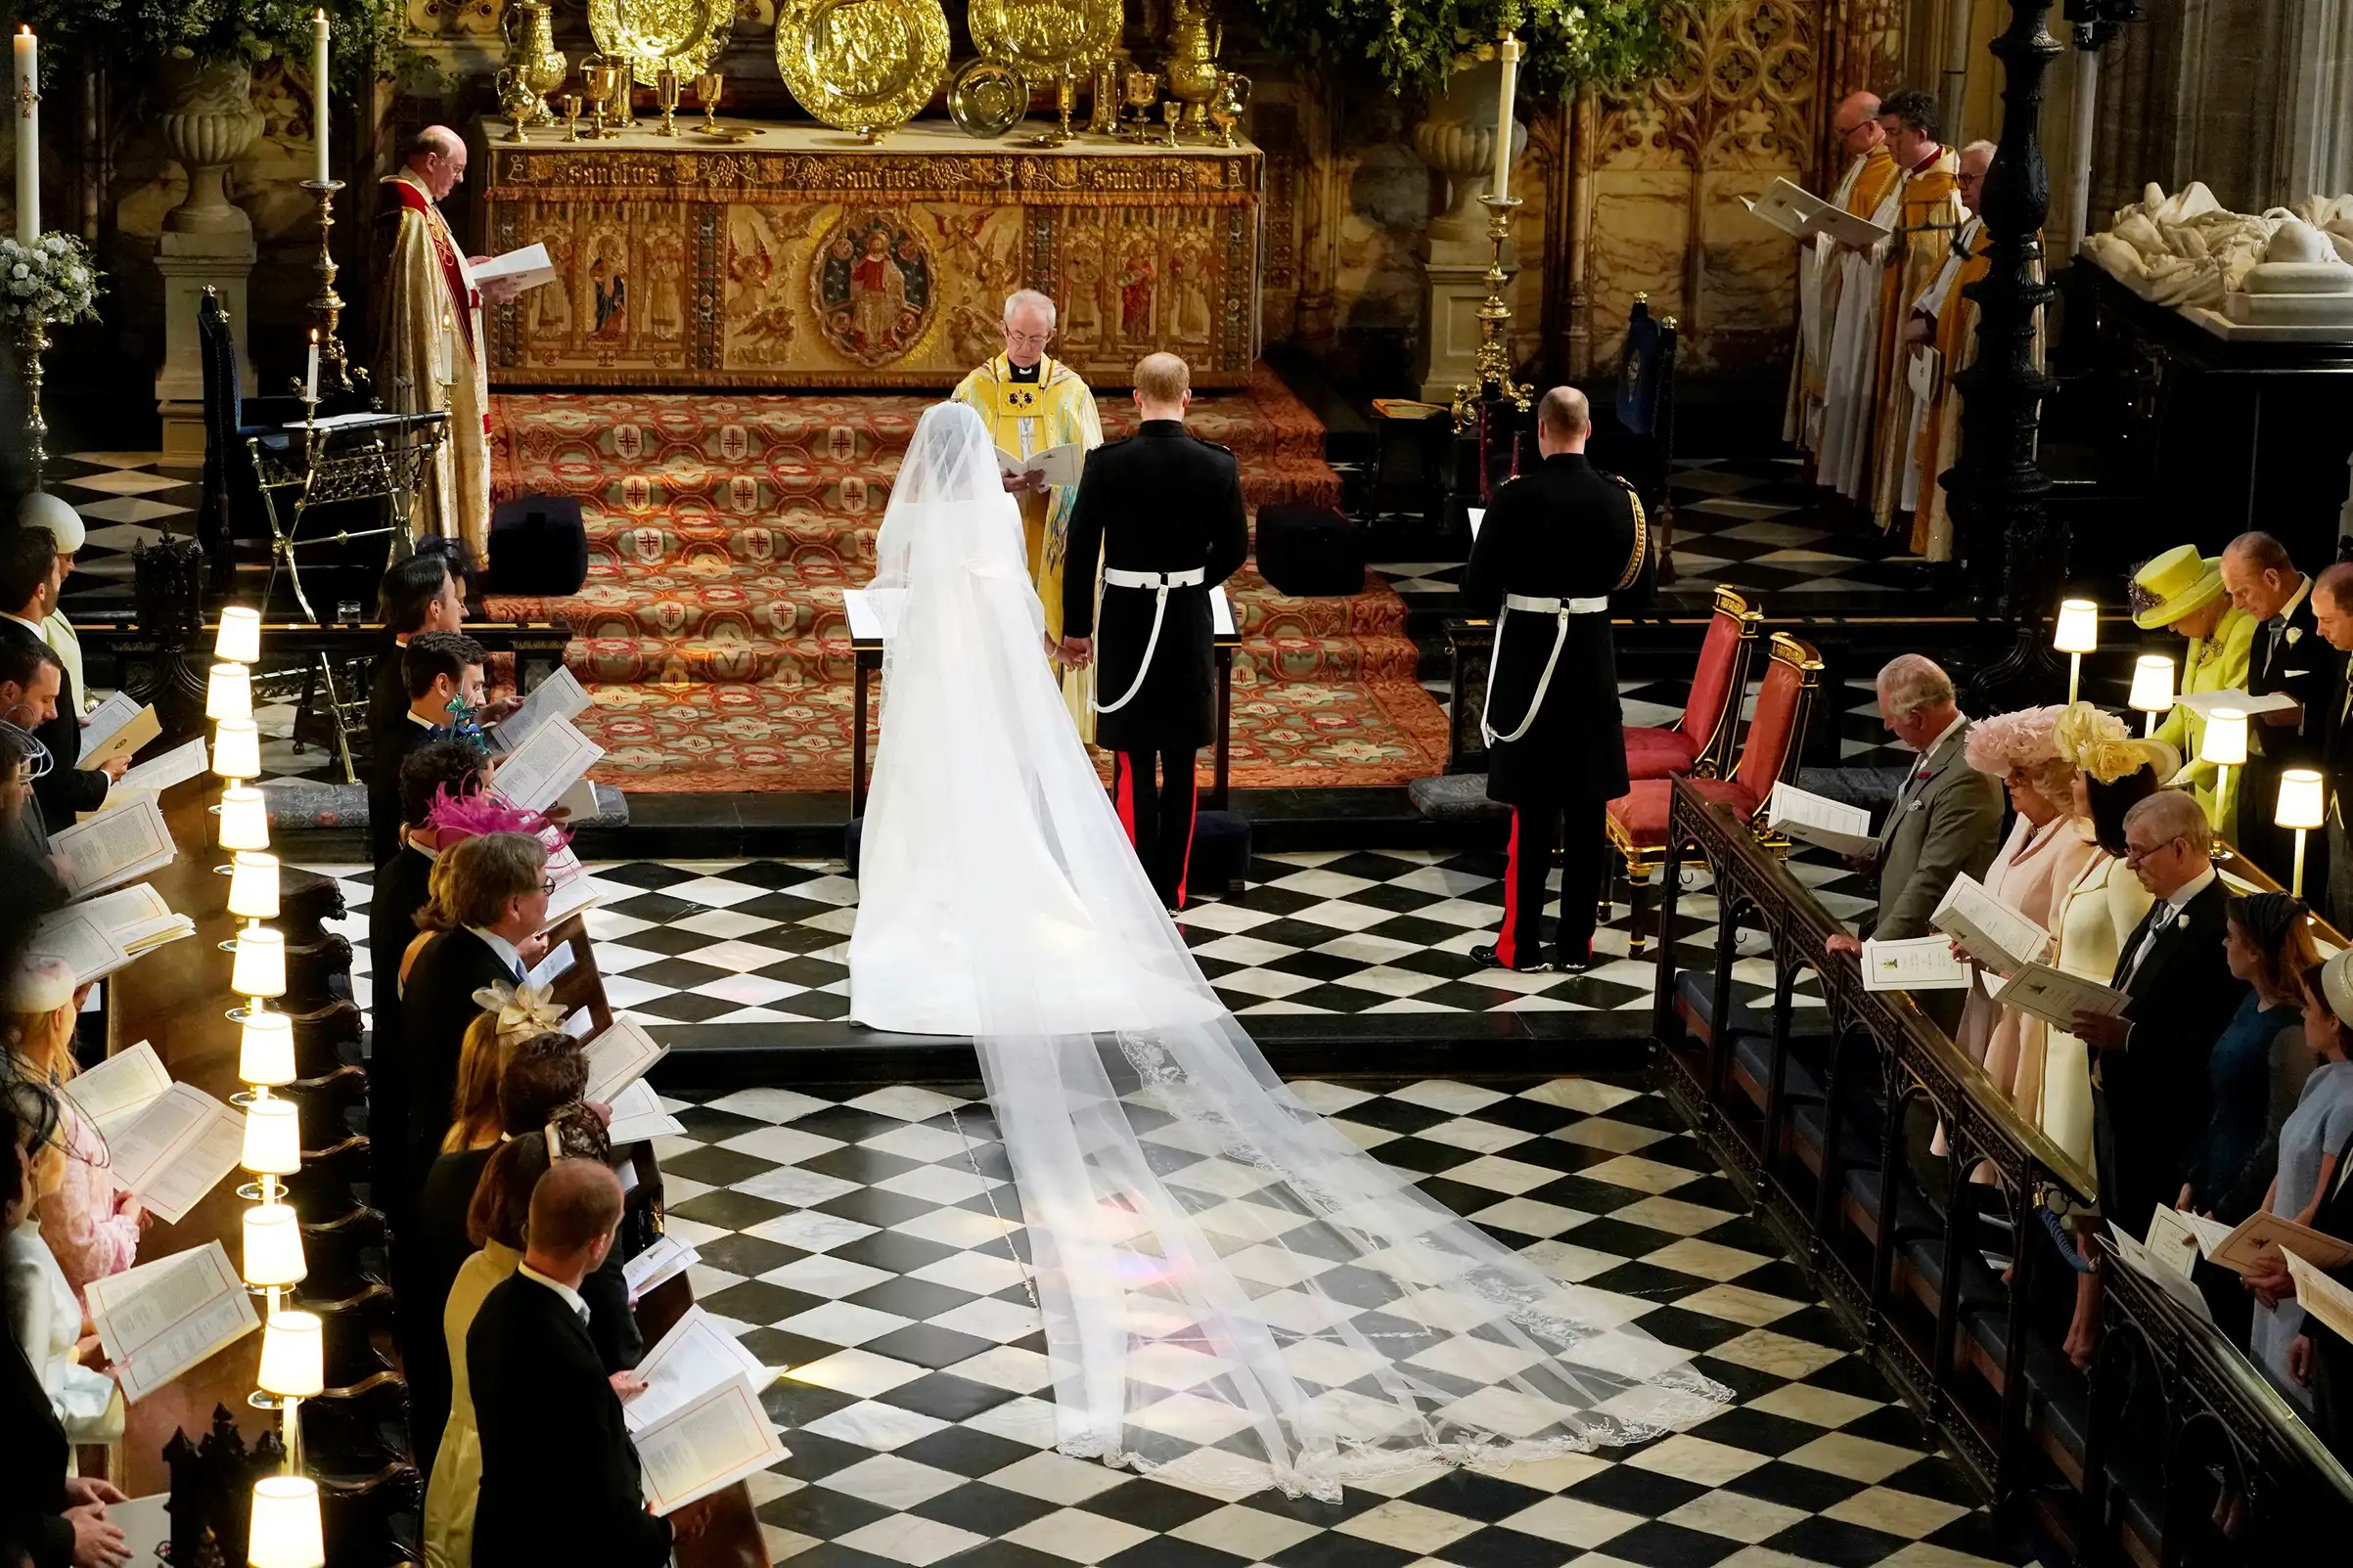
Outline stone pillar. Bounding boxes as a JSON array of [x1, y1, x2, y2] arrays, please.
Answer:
[[2277, 0, 2353, 200], [155, 231, 257, 464]]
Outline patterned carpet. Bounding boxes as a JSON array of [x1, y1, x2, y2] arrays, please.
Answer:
[[482, 370, 1448, 793]]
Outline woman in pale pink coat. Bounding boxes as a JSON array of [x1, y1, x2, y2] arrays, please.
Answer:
[[1953, 706, 2099, 1104]]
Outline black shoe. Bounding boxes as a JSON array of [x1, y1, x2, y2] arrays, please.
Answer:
[[1555, 951, 1605, 975], [1470, 944, 1550, 973]]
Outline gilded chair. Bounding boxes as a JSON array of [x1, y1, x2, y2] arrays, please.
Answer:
[[1604, 631, 1824, 952], [1623, 585, 1762, 783]]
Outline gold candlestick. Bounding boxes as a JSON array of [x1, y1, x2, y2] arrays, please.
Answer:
[[656, 68, 681, 135], [299, 178, 363, 398], [17, 316, 46, 488], [1450, 194, 1532, 430]]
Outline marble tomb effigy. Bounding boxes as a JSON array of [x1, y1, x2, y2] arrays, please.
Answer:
[[471, 119, 1262, 389]]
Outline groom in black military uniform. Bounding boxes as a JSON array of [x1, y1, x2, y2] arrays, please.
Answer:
[[1062, 352, 1250, 909], [1462, 385, 1649, 972]]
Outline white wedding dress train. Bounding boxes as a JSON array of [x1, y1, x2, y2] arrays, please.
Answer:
[[849, 403, 1726, 1500]]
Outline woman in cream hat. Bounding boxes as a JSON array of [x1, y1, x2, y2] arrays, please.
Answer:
[[16, 494, 85, 716], [4, 955, 143, 1305], [2135, 544, 2255, 837]]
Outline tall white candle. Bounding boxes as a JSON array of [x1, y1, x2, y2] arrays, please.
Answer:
[[305, 330, 319, 402], [1490, 35, 1519, 206], [14, 27, 36, 246], [312, 12, 331, 184]]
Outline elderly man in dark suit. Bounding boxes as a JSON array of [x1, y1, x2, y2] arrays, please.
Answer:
[[0, 526, 122, 829], [468, 1159, 691, 1567], [1459, 385, 1650, 973], [2070, 788, 2242, 1242], [2224, 530, 2338, 884]]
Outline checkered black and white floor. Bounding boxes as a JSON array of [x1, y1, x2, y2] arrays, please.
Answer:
[[307, 848, 1874, 1030], [611, 1075, 2024, 1567]]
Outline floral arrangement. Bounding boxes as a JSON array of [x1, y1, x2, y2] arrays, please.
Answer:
[[1239, 0, 1675, 102], [0, 234, 103, 328], [6, 0, 415, 94]]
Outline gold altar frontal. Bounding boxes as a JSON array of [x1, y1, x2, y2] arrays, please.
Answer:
[[473, 117, 1263, 390]]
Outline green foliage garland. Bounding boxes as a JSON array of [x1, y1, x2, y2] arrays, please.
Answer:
[[1, 0, 416, 94], [1240, 0, 1675, 102]]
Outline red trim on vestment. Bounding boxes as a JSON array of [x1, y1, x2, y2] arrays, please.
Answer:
[[387, 176, 478, 365]]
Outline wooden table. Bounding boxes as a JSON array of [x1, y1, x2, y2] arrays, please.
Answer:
[[471, 117, 1262, 390], [843, 587, 1238, 818]]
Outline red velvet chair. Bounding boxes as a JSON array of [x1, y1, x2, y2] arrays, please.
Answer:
[[1624, 585, 1761, 783], [1605, 632, 1823, 952]]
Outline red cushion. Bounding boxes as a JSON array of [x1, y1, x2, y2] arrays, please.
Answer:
[[1624, 725, 1702, 782], [1678, 609, 1744, 750], [1607, 776, 1762, 850]]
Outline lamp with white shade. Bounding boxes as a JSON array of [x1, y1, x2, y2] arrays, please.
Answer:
[[2199, 705, 2248, 829], [217, 785, 270, 853], [252, 1309, 323, 1469], [215, 605, 263, 665], [242, 1202, 307, 1301], [249, 1475, 325, 1568], [240, 1098, 302, 1203], [2053, 599, 2099, 703], [237, 1007, 294, 1106], [205, 662, 252, 723], [231, 927, 286, 1008], [221, 850, 281, 959], [2128, 654, 2176, 738], [2277, 768, 2327, 898], [211, 719, 262, 784]]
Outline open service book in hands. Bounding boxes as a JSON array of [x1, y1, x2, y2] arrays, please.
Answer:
[[1860, 936, 1971, 993], [1930, 872, 2054, 976], [62, 1042, 246, 1225], [1740, 177, 1894, 246], [77, 692, 161, 771], [996, 441, 1086, 488], [1991, 963, 2130, 1033], [627, 1307, 787, 1514], [50, 795, 176, 899], [2178, 1206, 2353, 1276], [1766, 782, 1878, 857], [85, 1241, 259, 1403], [27, 884, 196, 986]]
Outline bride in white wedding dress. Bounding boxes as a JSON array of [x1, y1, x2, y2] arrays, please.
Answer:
[[848, 402, 1725, 1500]]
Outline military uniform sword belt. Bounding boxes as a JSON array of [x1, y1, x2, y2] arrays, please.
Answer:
[[1480, 595, 1606, 747], [1092, 566, 1209, 715]]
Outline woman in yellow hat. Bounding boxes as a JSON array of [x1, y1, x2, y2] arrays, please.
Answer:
[[2136, 544, 2255, 838]]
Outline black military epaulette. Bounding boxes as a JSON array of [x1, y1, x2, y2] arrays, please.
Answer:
[[1188, 433, 1236, 457]]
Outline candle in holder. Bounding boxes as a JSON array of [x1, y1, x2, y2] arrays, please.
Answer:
[[1490, 35, 1518, 207], [305, 329, 319, 402], [14, 27, 36, 246], [311, 12, 330, 184]]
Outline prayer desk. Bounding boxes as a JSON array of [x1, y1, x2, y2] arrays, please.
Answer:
[[842, 586, 1239, 818], [472, 118, 1262, 390]]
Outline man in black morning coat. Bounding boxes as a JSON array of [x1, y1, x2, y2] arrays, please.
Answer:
[[1460, 385, 1649, 973], [1061, 351, 1249, 910]]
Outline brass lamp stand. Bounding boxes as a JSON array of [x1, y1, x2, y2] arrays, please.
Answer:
[[1450, 192, 1533, 430]]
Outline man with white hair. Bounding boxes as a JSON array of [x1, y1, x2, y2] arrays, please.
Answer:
[[1787, 91, 1895, 461], [953, 290, 1105, 731], [1825, 655, 2002, 1023], [2069, 788, 2240, 1241], [375, 126, 523, 559]]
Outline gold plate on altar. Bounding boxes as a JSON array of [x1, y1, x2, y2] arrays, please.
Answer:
[[947, 58, 1028, 139], [693, 124, 761, 141], [968, 0, 1122, 75], [775, 0, 950, 141], [587, 0, 733, 87]]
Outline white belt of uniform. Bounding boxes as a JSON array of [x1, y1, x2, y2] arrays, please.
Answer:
[[1480, 593, 1610, 747], [1091, 566, 1209, 715]]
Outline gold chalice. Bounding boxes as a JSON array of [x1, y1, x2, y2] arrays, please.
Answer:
[[579, 61, 620, 138], [560, 92, 583, 142], [656, 68, 681, 136], [1161, 99, 1183, 148], [696, 70, 724, 134], [1121, 69, 1159, 141]]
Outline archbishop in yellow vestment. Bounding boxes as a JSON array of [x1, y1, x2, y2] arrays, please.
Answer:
[[1870, 142, 1964, 533], [951, 299, 1105, 733]]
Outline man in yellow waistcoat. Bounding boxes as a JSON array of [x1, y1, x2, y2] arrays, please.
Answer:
[[1787, 92, 1897, 465], [375, 127, 523, 560], [952, 289, 1105, 733], [1866, 89, 1964, 536]]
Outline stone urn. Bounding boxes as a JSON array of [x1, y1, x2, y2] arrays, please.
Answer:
[[156, 56, 264, 236], [1411, 57, 1528, 258]]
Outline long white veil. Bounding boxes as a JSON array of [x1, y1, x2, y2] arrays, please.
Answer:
[[854, 402, 1726, 1501]]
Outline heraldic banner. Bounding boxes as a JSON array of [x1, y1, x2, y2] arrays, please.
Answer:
[[474, 120, 1262, 391]]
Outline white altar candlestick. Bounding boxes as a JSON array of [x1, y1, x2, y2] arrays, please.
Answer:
[[14, 27, 36, 246], [311, 12, 330, 184], [1490, 35, 1518, 206], [305, 330, 319, 402]]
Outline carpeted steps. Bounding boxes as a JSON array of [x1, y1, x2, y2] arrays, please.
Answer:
[[484, 368, 1444, 793]]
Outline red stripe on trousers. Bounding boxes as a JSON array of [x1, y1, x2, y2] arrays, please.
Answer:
[[1498, 809, 1521, 966], [1114, 753, 1137, 846], [1173, 762, 1199, 911]]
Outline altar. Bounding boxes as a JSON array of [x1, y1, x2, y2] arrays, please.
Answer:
[[472, 118, 1262, 390]]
